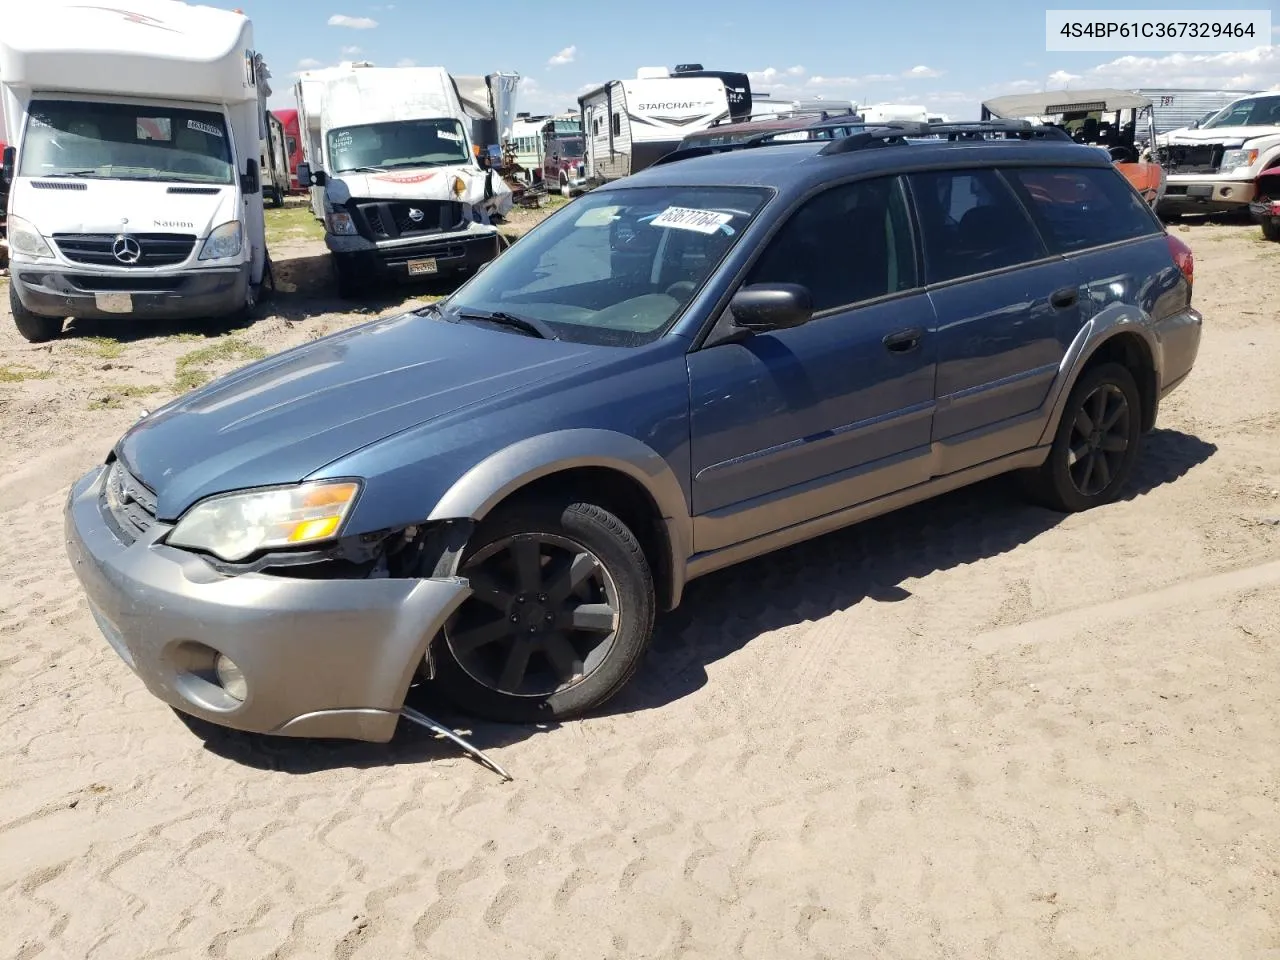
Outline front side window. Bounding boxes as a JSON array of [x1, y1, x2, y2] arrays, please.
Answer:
[[20, 99, 233, 183], [909, 168, 1046, 284], [326, 118, 469, 173], [744, 176, 918, 312], [444, 185, 770, 346], [1006, 165, 1161, 253]]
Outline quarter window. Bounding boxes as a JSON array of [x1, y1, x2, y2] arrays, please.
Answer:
[[1005, 166, 1161, 253], [611, 113, 622, 137], [743, 176, 918, 313], [909, 168, 1046, 284]]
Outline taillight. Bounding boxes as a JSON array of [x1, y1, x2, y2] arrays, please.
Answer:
[[1166, 233, 1193, 288]]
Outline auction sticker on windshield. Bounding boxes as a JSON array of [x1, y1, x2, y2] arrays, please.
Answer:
[[650, 207, 735, 234]]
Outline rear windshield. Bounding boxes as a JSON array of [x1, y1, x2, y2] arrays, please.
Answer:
[[20, 99, 233, 183]]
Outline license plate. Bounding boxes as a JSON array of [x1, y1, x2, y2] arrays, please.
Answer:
[[1186, 184, 1213, 198], [407, 258, 438, 276], [95, 292, 133, 313]]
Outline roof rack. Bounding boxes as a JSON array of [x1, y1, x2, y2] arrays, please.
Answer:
[[652, 118, 1073, 167]]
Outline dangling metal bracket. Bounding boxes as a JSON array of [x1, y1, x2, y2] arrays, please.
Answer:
[[399, 706, 513, 781]]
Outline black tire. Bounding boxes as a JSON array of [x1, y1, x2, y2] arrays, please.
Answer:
[[333, 255, 365, 299], [9, 283, 64, 342], [1025, 362, 1143, 513], [1262, 218, 1280, 242], [433, 498, 655, 723]]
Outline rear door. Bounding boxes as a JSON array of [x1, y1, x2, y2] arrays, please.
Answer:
[[909, 167, 1084, 474]]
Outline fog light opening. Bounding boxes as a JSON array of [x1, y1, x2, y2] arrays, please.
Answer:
[[214, 654, 247, 701], [1220, 187, 1232, 198]]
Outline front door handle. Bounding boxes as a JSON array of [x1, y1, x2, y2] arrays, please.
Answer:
[[1050, 286, 1079, 310], [883, 327, 924, 353]]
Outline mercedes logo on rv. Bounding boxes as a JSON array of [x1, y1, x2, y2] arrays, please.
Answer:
[[112, 235, 143, 265]]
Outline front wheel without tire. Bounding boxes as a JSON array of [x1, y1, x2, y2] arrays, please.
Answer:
[[9, 284, 64, 342], [1025, 362, 1142, 513], [433, 499, 656, 723]]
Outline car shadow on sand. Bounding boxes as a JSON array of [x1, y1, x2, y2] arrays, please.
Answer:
[[188, 427, 1216, 776]]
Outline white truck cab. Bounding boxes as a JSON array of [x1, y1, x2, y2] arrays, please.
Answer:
[[0, 0, 271, 343], [294, 65, 513, 297]]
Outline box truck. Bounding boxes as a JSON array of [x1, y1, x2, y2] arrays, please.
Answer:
[[294, 65, 514, 297], [0, 0, 272, 342]]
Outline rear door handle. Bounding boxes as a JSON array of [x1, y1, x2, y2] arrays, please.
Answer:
[[1050, 286, 1079, 310], [882, 327, 924, 353]]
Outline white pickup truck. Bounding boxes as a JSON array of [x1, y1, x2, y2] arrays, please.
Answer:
[[1157, 92, 1280, 217]]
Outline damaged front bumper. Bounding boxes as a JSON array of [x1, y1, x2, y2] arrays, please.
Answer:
[[64, 465, 471, 742]]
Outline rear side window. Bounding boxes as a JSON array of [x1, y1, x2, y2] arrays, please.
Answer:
[[908, 169, 1046, 284], [1005, 166, 1162, 253], [744, 175, 918, 312]]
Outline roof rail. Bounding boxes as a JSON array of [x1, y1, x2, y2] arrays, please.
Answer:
[[818, 119, 1071, 154]]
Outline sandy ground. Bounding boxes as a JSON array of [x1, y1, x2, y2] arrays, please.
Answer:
[[1, 217, 1278, 960]]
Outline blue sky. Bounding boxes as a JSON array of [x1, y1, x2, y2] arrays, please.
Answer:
[[242, 0, 1279, 118]]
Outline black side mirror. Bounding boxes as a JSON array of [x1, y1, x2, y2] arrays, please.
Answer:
[[730, 283, 813, 332], [296, 161, 327, 187], [241, 158, 260, 195], [1, 145, 14, 186]]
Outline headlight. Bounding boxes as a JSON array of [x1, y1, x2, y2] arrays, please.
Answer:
[[168, 480, 360, 561], [452, 176, 466, 198], [7, 215, 53, 259], [198, 221, 243, 261], [325, 211, 358, 235], [1220, 148, 1258, 172]]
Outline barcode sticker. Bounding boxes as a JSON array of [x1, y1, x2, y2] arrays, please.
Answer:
[[187, 119, 224, 138], [649, 206, 734, 234]]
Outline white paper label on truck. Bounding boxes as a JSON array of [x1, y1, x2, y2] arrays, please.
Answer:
[[649, 206, 734, 234], [187, 120, 224, 138]]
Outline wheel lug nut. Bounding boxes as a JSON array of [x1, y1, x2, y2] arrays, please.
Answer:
[[538, 593, 548, 602], [529, 626, 537, 633], [510, 614, 519, 622], [516, 595, 525, 603], [545, 614, 554, 622]]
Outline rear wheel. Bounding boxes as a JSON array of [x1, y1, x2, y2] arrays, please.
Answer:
[[1025, 362, 1142, 513], [434, 498, 655, 723], [9, 284, 63, 343], [1262, 218, 1280, 242]]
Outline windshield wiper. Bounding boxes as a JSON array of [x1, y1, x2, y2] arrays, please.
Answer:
[[343, 165, 388, 173], [455, 309, 558, 340], [43, 170, 100, 178]]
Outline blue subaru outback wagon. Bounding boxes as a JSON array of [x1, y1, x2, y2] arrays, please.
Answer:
[[66, 123, 1202, 739]]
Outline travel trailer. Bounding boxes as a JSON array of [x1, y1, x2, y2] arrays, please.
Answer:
[[749, 93, 856, 120], [294, 65, 514, 297], [578, 71, 730, 182], [0, 0, 273, 343], [295, 61, 372, 220], [261, 109, 289, 207], [272, 107, 304, 189], [860, 103, 930, 124], [668, 64, 753, 122]]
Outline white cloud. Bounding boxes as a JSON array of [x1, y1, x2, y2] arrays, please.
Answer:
[[297, 57, 323, 70], [395, 58, 416, 68], [1084, 46, 1279, 90], [341, 45, 362, 55], [904, 65, 942, 79], [548, 45, 576, 67], [328, 14, 378, 29], [1047, 69, 1082, 85], [576, 81, 602, 95], [807, 74, 860, 87]]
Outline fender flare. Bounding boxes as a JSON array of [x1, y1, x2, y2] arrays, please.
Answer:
[[1035, 309, 1162, 447], [427, 428, 693, 607]]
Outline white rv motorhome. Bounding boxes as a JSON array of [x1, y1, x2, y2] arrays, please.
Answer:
[[861, 103, 931, 124], [294, 65, 514, 297], [578, 72, 730, 182], [0, 0, 272, 343]]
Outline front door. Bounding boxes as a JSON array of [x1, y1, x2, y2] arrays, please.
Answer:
[[687, 175, 938, 554]]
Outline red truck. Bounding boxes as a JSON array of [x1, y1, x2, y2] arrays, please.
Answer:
[[271, 108, 304, 192], [540, 116, 585, 194]]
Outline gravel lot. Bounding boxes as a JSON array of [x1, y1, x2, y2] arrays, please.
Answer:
[[1, 212, 1278, 960]]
